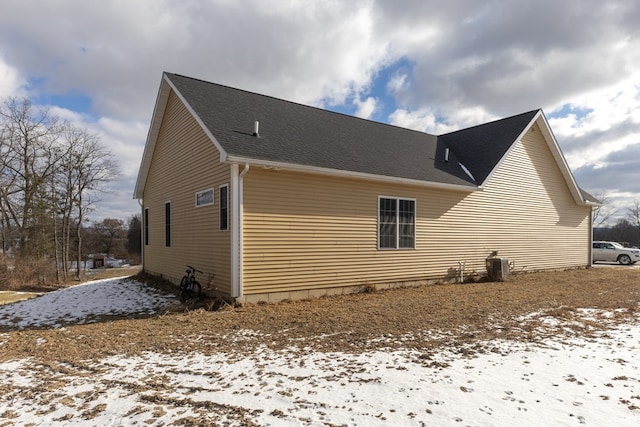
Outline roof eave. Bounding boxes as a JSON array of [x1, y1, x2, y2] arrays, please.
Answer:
[[226, 156, 479, 192]]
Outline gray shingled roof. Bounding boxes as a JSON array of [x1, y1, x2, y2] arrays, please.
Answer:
[[158, 73, 593, 204], [438, 110, 539, 184], [166, 73, 476, 187]]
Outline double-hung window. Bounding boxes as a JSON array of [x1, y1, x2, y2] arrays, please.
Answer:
[[378, 196, 416, 249]]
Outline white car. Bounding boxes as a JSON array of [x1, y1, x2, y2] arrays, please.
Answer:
[[592, 241, 640, 265]]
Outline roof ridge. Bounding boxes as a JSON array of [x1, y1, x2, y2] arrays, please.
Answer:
[[164, 72, 436, 138]]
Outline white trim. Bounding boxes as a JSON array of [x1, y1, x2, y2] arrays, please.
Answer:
[[535, 112, 589, 205], [226, 156, 479, 193], [231, 165, 246, 298], [134, 73, 229, 199], [195, 188, 214, 207], [134, 75, 171, 199], [164, 75, 229, 162], [377, 195, 417, 250], [480, 110, 590, 206]]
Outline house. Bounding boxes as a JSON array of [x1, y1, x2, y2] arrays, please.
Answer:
[[134, 72, 599, 303]]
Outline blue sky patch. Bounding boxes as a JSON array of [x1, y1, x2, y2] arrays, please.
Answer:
[[37, 93, 93, 115], [548, 103, 593, 120], [324, 57, 415, 123], [28, 76, 93, 116]]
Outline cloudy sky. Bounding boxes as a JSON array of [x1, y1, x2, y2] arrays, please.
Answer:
[[1, 0, 639, 224]]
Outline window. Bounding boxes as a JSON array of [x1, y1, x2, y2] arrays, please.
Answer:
[[195, 188, 214, 207], [144, 208, 149, 246], [165, 201, 171, 247], [378, 197, 415, 249], [219, 184, 228, 231]]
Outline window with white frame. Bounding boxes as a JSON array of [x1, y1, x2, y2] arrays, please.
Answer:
[[195, 188, 214, 207], [378, 196, 416, 249]]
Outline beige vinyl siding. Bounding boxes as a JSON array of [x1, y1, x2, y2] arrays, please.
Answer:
[[242, 125, 590, 295], [143, 90, 232, 296], [432, 124, 591, 273]]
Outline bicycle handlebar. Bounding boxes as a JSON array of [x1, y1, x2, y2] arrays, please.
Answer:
[[186, 265, 203, 274]]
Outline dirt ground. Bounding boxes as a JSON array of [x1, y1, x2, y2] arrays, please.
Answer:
[[1, 266, 639, 365]]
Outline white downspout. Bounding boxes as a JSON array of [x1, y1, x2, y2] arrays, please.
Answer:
[[137, 198, 144, 268], [231, 163, 250, 299]]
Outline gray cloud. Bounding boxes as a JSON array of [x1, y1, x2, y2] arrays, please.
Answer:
[[575, 143, 640, 193], [1, 0, 639, 221], [381, 0, 640, 117]]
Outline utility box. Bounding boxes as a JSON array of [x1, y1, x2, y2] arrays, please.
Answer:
[[486, 252, 509, 281]]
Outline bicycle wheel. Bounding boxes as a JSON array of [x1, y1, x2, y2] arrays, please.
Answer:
[[181, 279, 201, 302], [179, 276, 189, 302], [188, 280, 202, 300]]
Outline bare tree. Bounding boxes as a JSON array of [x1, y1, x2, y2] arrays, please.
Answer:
[[60, 126, 119, 279], [88, 218, 127, 257], [592, 190, 618, 227], [626, 199, 640, 246], [0, 96, 119, 287], [0, 97, 63, 258]]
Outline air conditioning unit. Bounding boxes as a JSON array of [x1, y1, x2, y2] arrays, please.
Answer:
[[486, 253, 509, 281]]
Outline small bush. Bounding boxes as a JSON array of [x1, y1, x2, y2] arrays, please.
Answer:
[[0, 256, 57, 291], [361, 284, 377, 294]]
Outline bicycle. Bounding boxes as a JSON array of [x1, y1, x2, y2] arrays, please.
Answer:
[[179, 265, 202, 302]]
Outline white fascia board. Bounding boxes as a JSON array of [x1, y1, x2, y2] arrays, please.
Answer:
[[478, 110, 590, 207], [479, 111, 542, 190], [534, 112, 591, 206], [225, 155, 479, 193], [133, 75, 171, 199], [134, 73, 229, 200], [164, 75, 228, 163]]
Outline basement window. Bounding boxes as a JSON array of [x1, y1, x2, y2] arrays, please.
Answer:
[[378, 196, 416, 249]]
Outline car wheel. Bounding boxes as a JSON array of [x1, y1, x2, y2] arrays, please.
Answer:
[[618, 254, 632, 265]]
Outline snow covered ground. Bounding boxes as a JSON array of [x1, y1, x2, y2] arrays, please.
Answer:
[[1, 278, 639, 426]]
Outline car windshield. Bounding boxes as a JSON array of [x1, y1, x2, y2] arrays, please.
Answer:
[[611, 242, 625, 249]]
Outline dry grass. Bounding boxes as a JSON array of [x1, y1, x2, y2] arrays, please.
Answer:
[[0, 267, 639, 365], [0, 292, 42, 305], [0, 266, 142, 306]]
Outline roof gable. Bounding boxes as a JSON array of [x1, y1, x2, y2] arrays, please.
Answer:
[[438, 110, 539, 185]]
